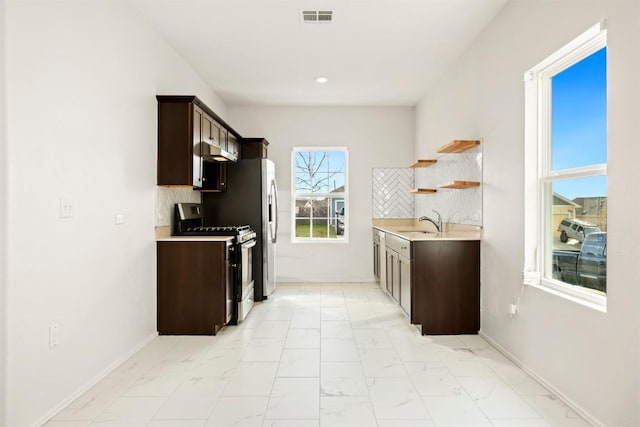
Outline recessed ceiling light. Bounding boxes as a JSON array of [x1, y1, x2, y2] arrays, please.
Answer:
[[315, 76, 328, 84]]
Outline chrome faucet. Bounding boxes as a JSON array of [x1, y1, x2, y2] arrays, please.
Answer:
[[418, 210, 442, 232]]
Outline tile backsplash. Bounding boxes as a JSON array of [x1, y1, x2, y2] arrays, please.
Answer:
[[372, 146, 482, 226], [155, 187, 200, 226], [415, 147, 482, 226], [372, 168, 415, 219]]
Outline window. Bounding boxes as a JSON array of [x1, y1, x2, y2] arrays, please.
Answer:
[[292, 148, 348, 242], [524, 22, 607, 310]]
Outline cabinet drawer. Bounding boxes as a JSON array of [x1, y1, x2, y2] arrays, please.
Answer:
[[386, 234, 410, 259]]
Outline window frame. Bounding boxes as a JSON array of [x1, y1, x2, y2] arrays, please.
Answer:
[[291, 147, 349, 244], [523, 22, 607, 312]]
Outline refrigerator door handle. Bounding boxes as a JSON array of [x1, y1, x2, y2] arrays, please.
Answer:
[[270, 178, 279, 244]]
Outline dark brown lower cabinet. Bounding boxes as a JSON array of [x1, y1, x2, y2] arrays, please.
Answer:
[[412, 240, 480, 335], [157, 241, 230, 335]]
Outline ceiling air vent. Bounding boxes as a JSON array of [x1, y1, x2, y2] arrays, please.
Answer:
[[301, 10, 333, 23]]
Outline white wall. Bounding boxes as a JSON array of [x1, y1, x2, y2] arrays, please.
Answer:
[[0, 0, 8, 424], [227, 106, 414, 282], [415, 1, 639, 425], [4, 2, 226, 426]]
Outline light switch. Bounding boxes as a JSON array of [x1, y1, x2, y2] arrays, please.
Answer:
[[60, 197, 73, 218], [115, 214, 125, 225]]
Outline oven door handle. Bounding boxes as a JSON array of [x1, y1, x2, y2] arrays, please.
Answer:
[[241, 240, 257, 249]]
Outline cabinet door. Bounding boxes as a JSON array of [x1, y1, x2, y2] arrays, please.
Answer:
[[202, 114, 218, 148], [219, 126, 228, 152], [228, 133, 239, 159], [157, 241, 228, 335], [157, 100, 193, 186], [241, 138, 269, 159], [192, 106, 203, 187], [399, 255, 411, 316], [201, 159, 224, 192], [373, 242, 380, 279], [385, 250, 394, 295], [225, 242, 234, 324], [392, 254, 400, 302], [412, 241, 480, 334]]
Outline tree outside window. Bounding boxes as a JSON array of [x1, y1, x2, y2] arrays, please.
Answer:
[[292, 148, 347, 242]]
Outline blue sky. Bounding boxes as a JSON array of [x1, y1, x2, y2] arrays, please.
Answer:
[[551, 47, 607, 200], [295, 150, 345, 192]]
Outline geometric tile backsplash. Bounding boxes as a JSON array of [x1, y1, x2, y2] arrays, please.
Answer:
[[414, 147, 482, 226], [155, 187, 201, 226], [372, 168, 415, 219], [372, 146, 482, 225]]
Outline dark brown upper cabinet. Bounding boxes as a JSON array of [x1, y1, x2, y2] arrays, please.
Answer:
[[157, 96, 241, 190], [241, 138, 269, 159]]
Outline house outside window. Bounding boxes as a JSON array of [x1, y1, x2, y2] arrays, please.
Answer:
[[523, 22, 607, 311], [292, 147, 348, 243]]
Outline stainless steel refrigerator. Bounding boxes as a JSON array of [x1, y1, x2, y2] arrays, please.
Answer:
[[202, 158, 278, 301]]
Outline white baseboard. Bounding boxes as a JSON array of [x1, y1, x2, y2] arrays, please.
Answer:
[[34, 331, 159, 427], [479, 331, 601, 427]]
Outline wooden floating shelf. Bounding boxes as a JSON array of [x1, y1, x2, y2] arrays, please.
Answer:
[[409, 159, 437, 168], [408, 188, 437, 194], [437, 139, 481, 154], [439, 180, 481, 189]]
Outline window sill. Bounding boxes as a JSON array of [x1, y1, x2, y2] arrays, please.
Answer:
[[526, 278, 607, 313]]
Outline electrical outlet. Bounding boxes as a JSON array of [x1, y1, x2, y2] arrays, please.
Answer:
[[508, 304, 518, 317], [49, 324, 59, 348], [60, 197, 73, 218]]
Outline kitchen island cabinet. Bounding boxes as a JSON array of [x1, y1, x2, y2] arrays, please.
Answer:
[[374, 226, 480, 335], [157, 239, 232, 335]]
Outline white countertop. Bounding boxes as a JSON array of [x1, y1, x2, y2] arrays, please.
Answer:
[[373, 220, 482, 241], [155, 226, 234, 242]]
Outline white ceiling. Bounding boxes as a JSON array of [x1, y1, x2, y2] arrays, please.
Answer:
[[133, 0, 508, 106]]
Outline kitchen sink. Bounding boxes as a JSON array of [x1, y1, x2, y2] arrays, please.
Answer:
[[395, 229, 436, 234]]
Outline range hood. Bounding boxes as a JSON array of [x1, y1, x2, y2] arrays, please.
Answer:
[[202, 140, 237, 163]]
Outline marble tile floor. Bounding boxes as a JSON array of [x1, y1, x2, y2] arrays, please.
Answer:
[[46, 283, 591, 427]]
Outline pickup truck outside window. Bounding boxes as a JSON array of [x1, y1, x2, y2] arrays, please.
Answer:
[[553, 232, 606, 293]]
